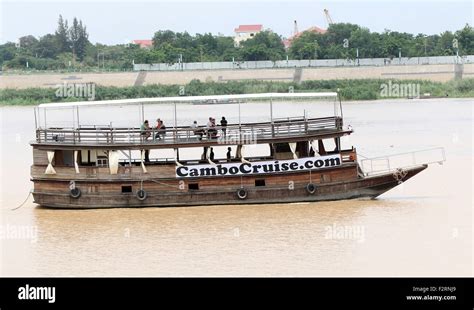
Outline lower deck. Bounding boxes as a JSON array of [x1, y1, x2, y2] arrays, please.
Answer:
[[31, 165, 427, 208]]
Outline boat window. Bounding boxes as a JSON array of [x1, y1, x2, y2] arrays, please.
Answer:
[[317, 138, 339, 155], [97, 157, 108, 167], [121, 185, 132, 193], [273, 143, 294, 160], [188, 183, 199, 190], [255, 179, 266, 187], [81, 150, 97, 165], [274, 143, 291, 152], [54, 150, 74, 166]]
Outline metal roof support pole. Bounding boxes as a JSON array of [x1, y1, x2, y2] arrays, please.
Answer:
[[238, 100, 242, 141], [270, 97, 273, 123], [140, 102, 144, 124], [238, 101, 241, 126], [33, 107, 38, 129], [174, 102, 177, 142], [37, 107, 41, 129], [270, 97, 275, 137], [76, 106, 80, 128], [337, 90, 343, 121], [174, 101, 177, 127], [72, 106, 75, 128]]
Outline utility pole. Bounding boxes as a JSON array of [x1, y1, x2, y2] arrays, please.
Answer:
[[178, 53, 183, 70], [424, 36, 427, 56], [98, 52, 105, 70], [453, 38, 459, 61], [314, 40, 318, 59]]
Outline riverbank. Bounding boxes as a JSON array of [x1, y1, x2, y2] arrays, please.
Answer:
[[0, 78, 473, 105]]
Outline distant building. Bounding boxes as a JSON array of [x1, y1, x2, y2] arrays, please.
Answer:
[[132, 40, 153, 49], [283, 26, 327, 49], [234, 24, 263, 47]]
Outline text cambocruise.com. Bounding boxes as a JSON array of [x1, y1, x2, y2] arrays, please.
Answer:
[[176, 155, 342, 178]]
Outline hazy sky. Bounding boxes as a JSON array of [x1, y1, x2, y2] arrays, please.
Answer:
[[0, 0, 472, 44]]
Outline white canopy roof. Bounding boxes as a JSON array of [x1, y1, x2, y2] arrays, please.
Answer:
[[37, 92, 338, 109]]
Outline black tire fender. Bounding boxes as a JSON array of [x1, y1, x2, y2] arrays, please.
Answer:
[[306, 183, 316, 195], [70, 187, 81, 199], [136, 189, 147, 201], [237, 188, 248, 200]]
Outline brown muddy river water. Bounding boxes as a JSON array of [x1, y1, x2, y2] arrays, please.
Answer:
[[0, 98, 472, 276]]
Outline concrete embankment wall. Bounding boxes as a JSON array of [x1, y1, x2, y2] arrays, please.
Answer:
[[1, 63, 473, 89]]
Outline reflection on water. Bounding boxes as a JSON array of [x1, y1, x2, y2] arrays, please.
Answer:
[[0, 98, 472, 276]]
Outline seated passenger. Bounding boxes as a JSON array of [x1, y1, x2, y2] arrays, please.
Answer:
[[207, 117, 217, 139], [155, 119, 166, 140], [191, 121, 204, 140], [140, 120, 151, 140]]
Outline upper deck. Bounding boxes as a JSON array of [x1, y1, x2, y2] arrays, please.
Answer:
[[32, 116, 351, 150], [31, 92, 349, 150]]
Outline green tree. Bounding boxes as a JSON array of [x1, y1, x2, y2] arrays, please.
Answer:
[[152, 30, 178, 49], [36, 34, 61, 58], [18, 35, 38, 51], [435, 31, 455, 55], [349, 27, 374, 58], [455, 24, 474, 55], [69, 17, 89, 61], [289, 31, 321, 59], [55, 15, 70, 53], [239, 31, 285, 61]]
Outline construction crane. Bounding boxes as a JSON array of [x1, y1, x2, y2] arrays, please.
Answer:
[[323, 9, 334, 25]]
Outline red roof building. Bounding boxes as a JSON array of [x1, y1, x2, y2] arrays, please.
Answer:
[[234, 24, 264, 47], [234, 24, 263, 33], [132, 40, 153, 49]]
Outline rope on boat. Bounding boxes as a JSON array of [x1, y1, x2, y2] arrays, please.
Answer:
[[392, 168, 408, 184], [146, 178, 179, 189], [356, 153, 370, 159], [11, 190, 33, 211]]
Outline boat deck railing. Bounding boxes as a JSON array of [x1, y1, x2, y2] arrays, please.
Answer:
[[34, 116, 344, 145], [359, 147, 446, 176]]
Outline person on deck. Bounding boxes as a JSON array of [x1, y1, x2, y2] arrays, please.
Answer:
[[155, 119, 166, 140], [220, 116, 228, 137], [140, 120, 151, 140], [209, 148, 215, 161], [226, 147, 232, 162], [207, 117, 217, 139], [191, 120, 204, 140]]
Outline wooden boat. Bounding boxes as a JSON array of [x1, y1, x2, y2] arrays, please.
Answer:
[[30, 93, 444, 209]]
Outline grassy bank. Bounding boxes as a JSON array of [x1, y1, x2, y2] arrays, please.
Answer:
[[1, 78, 473, 105]]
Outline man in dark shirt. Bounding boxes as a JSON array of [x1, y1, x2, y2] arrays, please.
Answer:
[[226, 147, 232, 162], [220, 116, 228, 137]]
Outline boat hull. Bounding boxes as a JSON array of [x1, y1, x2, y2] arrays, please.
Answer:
[[32, 165, 427, 209]]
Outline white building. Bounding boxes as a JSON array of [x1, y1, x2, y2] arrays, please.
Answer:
[[234, 24, 263, 47]]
